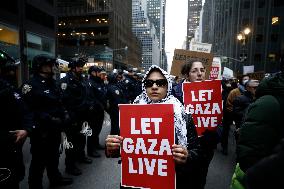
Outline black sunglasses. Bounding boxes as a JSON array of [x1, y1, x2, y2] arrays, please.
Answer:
[[144, 79, 168, 88]]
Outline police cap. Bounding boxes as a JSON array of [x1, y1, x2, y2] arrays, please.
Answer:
[[32, 54, 57, 72], [68, 58, 86, 69], [88, 66, 105, 74]]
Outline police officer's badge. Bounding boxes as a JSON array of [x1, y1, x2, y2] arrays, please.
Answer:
[[22, 84, 32, 94], [115, 90, 120, 95], [61, 83, 67, 90]]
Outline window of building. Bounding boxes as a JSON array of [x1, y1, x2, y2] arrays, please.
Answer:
[[271, 34, 278, 42], [0, 24, 19, 59], [272, 16, 279, 25], [242, 18, 250, 26], [256, 34, 263, 43], [258, 0, 265, 8], [257, 17, 264, 25], [0, 24, 19, 45], [26, 4, 55, 29], [274, 0, 284, 7], [254, 54, 262, 62], [244, 1, 250, 9], [268, 53, 276, 62]]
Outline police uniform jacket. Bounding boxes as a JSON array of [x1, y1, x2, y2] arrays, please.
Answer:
[[0, 78, 33, 181], [20, 74, 68, 131]]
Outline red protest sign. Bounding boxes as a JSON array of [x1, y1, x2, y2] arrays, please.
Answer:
[[209, 66, 220, 80], [119, 104, 175, 189], [183, 80, 223, 136]]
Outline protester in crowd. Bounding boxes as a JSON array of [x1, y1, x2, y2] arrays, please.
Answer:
[[231, 68, 284, 189], [233, 80, 259, 135], [105, 65, 201, 188], [222, 74, 250, 153], [87, 66, 108, 157], [20, 55, 73, 189], [0, 50, 33, 189], [172, 59, 219, 188], [220, 77, 234, 155], [59, 58, 92, 176], [225, 74, 250, 118], [244, 138, 284, 189]]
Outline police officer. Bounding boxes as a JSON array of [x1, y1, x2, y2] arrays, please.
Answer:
[[59, 58, 92, 176], [0, 50, 32, 189], [106, 72, 127, 135], [86, 66, 108, 157], [123, 68, 141, 103], [20, 54, 73, 189]]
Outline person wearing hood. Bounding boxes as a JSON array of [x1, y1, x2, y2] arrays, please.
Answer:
[[231, 70, 284, 189], [105, 65, 201, 188]]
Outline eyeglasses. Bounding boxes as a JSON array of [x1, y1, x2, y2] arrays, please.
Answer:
[[190, 68, 206, 74], [144, 79, 168, 88]]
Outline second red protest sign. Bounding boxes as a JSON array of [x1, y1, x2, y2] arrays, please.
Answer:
[[183, 80, 223, 136]]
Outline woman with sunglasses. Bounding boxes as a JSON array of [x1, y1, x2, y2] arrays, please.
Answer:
[[105, 65, 201, 188]]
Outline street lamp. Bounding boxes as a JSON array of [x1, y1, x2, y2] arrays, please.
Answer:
[[237, 27, 251, 62], [237, 27, 251, 45]]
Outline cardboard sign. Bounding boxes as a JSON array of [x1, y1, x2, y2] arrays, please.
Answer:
[[170, 49, 213, 79], [119, 104, 175, 189], [183, 80, 223, 136], [247, 72, 265, 81]]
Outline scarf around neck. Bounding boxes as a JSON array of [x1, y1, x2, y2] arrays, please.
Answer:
[[133, 65, 188, 147]]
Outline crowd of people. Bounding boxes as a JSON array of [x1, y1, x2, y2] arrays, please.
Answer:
[[0, 52, 142, 189], [0, 50, 283, 189]]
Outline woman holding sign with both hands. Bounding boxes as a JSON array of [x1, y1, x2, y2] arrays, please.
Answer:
[[106, 65, 201, 189]]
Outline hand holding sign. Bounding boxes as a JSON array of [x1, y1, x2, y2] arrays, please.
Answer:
[[105, 135, 123, 157], [172, 144, 188, 164]]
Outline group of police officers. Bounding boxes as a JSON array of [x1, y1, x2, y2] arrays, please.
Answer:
[[0, 52, 142, 189]]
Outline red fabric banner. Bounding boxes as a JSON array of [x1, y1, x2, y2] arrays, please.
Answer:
[[119, 104, 175, 189], [183, 80, 223, 136]]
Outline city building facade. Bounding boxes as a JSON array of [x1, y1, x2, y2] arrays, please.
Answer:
[[202, 0, 284, 74], [186, 0, 203, 49], [146, 0, 167, 71], [132, 0, 160, 70], [0, 0, 57, 83], [57, 0, 141, 70]]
